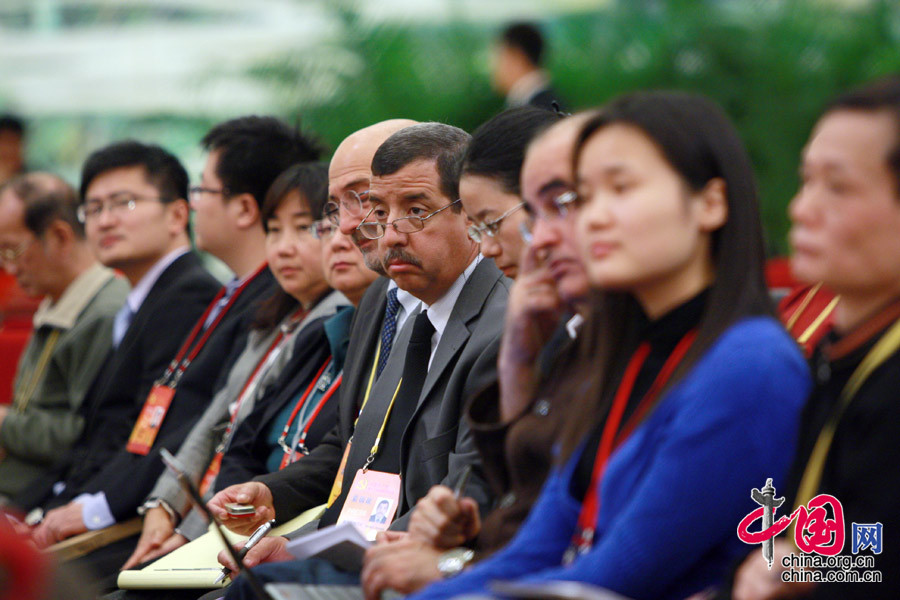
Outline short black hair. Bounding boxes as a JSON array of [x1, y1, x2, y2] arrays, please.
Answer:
[[201, 116, 324, 210], [500, 22, 545, 66], [6, 173, 83, 238], [463, 106, 563, 195], [825, 75, 900, 196], [371, 122, 471, 209], [0, 114, 25, 136], [79, 140, 189, 203], [261, 162, 330, 232]]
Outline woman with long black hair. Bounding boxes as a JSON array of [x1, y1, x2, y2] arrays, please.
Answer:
[[409, 91, 811, 600]]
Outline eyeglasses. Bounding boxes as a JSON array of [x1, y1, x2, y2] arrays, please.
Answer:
[[77, 192, 168, 223], [0, 238, 35, 264], [336, 190, 370, 218], [518, 191, 580, 243], [323, 201, 340, 226], [312, 220, 337, 240], [356, 198, 461, 240], [467, 202, 525, 244], [188, 185, 229, 203]]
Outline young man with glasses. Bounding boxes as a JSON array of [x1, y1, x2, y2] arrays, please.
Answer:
[[0, 173, 129, 499], [12, 140, 220, 539], [208, 123, 510, 599]]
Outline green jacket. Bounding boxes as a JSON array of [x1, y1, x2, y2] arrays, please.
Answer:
[[0, 263, 129, 496]]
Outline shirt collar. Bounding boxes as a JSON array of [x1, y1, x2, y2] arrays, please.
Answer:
[[506, 70, 550, 107], [125, 246, 190, 314], [422, 254, 482, 339], [566, 313, 584, 340], [388, 279, 422, 320], [33, 263, 120, 330]]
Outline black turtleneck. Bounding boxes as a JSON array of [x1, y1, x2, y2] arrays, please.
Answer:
[[570, 290, 707, 501]]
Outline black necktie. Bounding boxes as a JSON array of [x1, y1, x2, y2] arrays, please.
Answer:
[[368, 310, 435, 474]]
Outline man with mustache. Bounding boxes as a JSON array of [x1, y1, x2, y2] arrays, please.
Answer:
[[209, 122, 509, 598]]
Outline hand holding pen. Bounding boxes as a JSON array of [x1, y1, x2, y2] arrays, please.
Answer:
[[214, 519, 276, 584], [407, 464, 481, 549]]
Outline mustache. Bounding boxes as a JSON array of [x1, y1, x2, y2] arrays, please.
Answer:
[[382, 248, 422, 270]]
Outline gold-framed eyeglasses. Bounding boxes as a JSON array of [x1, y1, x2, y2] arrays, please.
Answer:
[[467, 202, 525, 244], [77, 192, 169, 223], [323, 201, 340, 226], [356, 198, 461, 240]]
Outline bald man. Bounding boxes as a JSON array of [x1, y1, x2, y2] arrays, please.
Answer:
[[0, 173, 129, 498], [327, 119, 419, 272]]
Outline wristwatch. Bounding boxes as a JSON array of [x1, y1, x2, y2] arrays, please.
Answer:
[[437, 547, 475, 578], [138, 498, 178, 524]]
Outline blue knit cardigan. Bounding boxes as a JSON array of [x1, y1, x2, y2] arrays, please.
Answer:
[[410, 316, 811, 600]]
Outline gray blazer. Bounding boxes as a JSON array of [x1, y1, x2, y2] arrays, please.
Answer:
[[263, 259, 510, 531]]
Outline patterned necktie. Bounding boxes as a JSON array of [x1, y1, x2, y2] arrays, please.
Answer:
[[112, 303, 135, 348], [376, 287, 401, 379]]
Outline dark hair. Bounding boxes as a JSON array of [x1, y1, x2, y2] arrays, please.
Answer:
[[79, 140, 189, 204], [6, 173, 82, 238], [371, 122, 471, 210], [558, 90, 773, 460], [824, 75, 900, 196], [201, 116, 324, 211], [0, 114, 25, 136], [500, 22, 544, 66], [463, 106, 563, 195], [254, 162, 330, 331]]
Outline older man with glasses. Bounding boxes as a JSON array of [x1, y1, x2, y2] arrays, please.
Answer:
[[0, 173, 129, 500]]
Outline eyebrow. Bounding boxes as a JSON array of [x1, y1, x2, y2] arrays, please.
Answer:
[[537, 178, 568, 196]]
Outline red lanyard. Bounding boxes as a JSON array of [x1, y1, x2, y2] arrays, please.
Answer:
[[159, 264, 267, 387], [565, 329, 697, 563], [279, 360, 342, 468]]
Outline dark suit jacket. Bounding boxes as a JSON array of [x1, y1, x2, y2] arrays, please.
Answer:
[[526, 86, 566, 113], [257, 278, 390, 520], [214, 316, 334, 491], [13, 251, 220, 511], [65, 267, 277, 520], [260, 260, 510, 530]]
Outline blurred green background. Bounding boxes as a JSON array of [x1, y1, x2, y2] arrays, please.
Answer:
[[2, 0, 900, 254]]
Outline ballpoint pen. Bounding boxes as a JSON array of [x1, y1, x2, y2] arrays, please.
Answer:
[[454, 464, 473, 499], [213, 518, 276, 585]]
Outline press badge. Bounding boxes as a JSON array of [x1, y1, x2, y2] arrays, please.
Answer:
[[126, 384, 175, 455], [337, 469, 400, 540]]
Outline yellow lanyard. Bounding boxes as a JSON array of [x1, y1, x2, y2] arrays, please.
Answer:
[[789, 315, 900, 544], [356, 337, 404, 470], [14, 329, 60, 415]]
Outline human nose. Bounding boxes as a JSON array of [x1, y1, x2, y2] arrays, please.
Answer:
[[95, 203, 119, 228], [479, 233, 501, 258], [788, 185, 819, 228], [380, 220, 407, 247]]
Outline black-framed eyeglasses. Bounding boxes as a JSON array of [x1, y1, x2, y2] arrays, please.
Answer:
[[467, 202, 525, 244], [0, 238, 36, 263], [188, 185, 230, 203], [323, 201, 340, 226], [356, 198, 461, 240], [77, 192, 169, 223]]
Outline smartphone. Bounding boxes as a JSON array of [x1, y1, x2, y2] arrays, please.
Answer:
[[224, 502, 256, 518]]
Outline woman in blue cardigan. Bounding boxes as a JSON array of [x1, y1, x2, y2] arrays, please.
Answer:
[[408, 92, 811, 600]]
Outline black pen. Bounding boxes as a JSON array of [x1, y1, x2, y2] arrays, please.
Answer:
[[213, 519, 275, 585]]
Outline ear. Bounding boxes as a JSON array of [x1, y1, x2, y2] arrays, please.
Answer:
[[166, 198, 191, 235], [43, 220, 74, 255], [694, 177, 728, 232], [231, 193, 260, 230]]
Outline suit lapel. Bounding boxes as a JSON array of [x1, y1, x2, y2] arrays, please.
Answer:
[[340, 278, 389, 428], [416, 259, 501, 409]]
